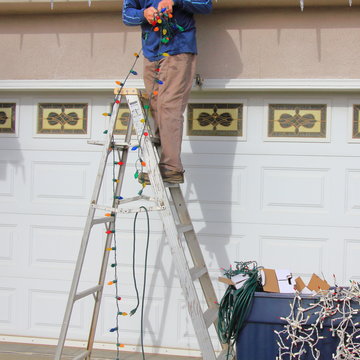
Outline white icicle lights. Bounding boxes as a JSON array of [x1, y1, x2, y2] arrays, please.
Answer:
[[50, 0, 92, 8], [276, 281, 360, 360]]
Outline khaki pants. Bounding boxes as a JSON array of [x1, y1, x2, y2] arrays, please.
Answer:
[[143, 53, 197, 172]]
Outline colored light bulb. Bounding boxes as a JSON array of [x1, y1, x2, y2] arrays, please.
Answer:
[[134, 170, 139, 179], [153, 90, 158, 95], [144, 105, 150, 110], [103, 130, 108, 134], [162, 52, 169, 57], [141, 161, 146, 166], [115, 100, 120, 104], [108, 280, 117, 285], [114, 196, 124, 200], [115, 81, 123, 86], [109, 327, 118, 332], [106, 230, 115, 234], [116, 343, 125, 348], [103, 112, 111, 116], [114, 161, 124, 165], [153, 27, 159, 32], [111, 263, 117, 267], [113, 179, 120, 183], [131, 145, 139, 150], [106, 247, 116, 251], [118, 312, 128, 316], [134, 52, 139, 57], [143, 132, 149, 136], [116, 296, 122, 300], [156, 79, 164, 85]]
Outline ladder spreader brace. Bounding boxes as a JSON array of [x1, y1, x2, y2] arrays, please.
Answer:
[[54, 88, 233, 360]]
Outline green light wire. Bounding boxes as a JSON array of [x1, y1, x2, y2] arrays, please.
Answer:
[[217, 262, 263, 348]]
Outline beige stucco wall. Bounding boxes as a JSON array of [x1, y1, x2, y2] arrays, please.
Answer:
[[1, 6, 360, 80]]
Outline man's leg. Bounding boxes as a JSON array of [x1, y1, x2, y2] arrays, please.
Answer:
[[143, 58, 160, 137], [156, 53, 197, 173]]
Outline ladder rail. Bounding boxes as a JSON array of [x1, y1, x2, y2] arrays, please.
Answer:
[[55, 96, 128, 360], [86, 100, 135, 356], [169, 178, 220, 321]]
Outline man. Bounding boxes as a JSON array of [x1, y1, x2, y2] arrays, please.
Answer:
[[122, 0, 212, 184]]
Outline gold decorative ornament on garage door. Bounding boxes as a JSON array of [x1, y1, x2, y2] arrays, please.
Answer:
[[0, 103, 16, 134], [268, 104, 327, 140], [187, 103, 243, 137], [37, 103, 88, 135]]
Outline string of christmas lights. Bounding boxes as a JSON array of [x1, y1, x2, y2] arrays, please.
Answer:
[[101, 10, 185, 359], [275, 281, 360, 360]]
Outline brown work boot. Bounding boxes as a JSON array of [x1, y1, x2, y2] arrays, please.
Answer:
[[160, 168, 184, 184], [138, 169, 185, 185]]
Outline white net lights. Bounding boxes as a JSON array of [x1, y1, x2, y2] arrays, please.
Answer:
[[276, 281, 360, 360]]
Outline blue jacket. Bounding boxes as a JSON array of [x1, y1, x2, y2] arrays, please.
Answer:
[[122, 0, 212, 61]]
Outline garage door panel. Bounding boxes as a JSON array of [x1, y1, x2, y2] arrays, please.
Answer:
[[0, 287, 16, 330], [0, 224, 16, 263], [345, 169, 360, 214], [261, 167, 329, 211], [344, 239, 360, 281], [259, 235, 327, 277]]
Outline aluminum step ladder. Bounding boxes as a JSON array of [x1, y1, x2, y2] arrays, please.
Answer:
[[54, 88, 233, 360]]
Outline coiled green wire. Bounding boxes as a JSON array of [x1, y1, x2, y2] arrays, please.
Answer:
[[217, 262, 262, 346]]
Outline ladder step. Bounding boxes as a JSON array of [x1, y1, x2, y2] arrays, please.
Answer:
[[92, 203, 164, 214], [204, 307, 218, 328], [73, 350, 91, 360], [189, 265, 208, 281], [164, 182, 180, 188], [74, 285, 102, 301], [177, 224, 193, 234], [217, 348, 234, 360], [87, 140, 135, 148], [91, 217, 115, 226], [114, 87, 144, 96]]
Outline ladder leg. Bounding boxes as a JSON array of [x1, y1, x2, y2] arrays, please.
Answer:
[[54, 209, 97, 360], [84, 102, 134, 358], [126, 93, 220, 360], [85, 233, 113, 358]]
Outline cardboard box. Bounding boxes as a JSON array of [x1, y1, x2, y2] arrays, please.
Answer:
[[261, 269, 295, 293]]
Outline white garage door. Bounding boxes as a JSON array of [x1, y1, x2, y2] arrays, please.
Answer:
[[0, 88, 360, 353]]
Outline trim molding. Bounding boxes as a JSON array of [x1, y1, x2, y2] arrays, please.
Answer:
[[2, 79, 360, 91], [0, 335, 203, 357]]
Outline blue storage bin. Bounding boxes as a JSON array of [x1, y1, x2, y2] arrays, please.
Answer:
[[236, 292, 340, 360]]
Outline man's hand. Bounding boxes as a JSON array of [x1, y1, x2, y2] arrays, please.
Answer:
[[144, 6, 158, 24], [157, 0, 175, 15]]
